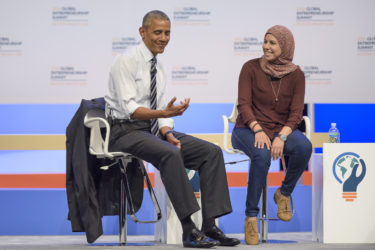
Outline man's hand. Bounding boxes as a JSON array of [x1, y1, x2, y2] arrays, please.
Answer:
[[163, 97, 190, 118], [165, 132, 181, 149]]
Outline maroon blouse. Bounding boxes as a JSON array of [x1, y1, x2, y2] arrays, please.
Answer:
[[235, 58, 306, 139]]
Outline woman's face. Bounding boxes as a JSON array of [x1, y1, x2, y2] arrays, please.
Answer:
[[262, 34, 282, 62]]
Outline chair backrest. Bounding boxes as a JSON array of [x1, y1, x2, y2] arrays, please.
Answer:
[[222, 97, 311, 154], [227, 98, 239, 124], [83, 109, 111, 157], [222, 98, 241, 154]]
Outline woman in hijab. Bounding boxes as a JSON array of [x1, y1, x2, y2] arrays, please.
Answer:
[[231, 25, 312, 245]]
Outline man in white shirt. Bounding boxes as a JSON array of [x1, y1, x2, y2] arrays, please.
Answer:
[[105, 10, 239, 248]]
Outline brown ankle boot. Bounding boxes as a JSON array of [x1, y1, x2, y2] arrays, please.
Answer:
[[244, 219, 259, 245], [273, 188, 292, 221]]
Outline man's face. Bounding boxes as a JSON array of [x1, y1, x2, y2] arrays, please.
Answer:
[[139, 18, 170, 56]]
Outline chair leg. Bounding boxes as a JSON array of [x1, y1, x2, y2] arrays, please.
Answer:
[[117, 156, 162, 246], [259, 179, 269, 243], [119, 163, 127, 246], [137, 160, 162, 221], [122, 158, 162, 224]]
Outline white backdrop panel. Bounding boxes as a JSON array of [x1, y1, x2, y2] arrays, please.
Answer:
[[0, 0, 374, 104]]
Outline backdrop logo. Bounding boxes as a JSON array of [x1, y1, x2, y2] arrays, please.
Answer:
[[173, 7, 211, 25], [50, 66, 88, 86], [332, 152, 366, 202], [0, 37, 23, 56], [303, 65, 332, 85], [171, 66, 209, 85], [112, 37, 140, 55], [52, 6, 89, 26], [296, 6, 334, 25], [357, 36, 375, 55], [233, 37, 262, 56]]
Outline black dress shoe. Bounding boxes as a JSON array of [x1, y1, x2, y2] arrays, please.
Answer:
[[203, 225, 240, 246], [182, 228, 218, 248]]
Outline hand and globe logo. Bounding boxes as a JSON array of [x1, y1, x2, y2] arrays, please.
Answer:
[[332, 152, 366, 202]]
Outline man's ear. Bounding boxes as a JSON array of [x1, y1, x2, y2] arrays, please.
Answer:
[[139, 27, 145, 40]]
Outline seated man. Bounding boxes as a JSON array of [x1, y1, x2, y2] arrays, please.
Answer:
[[104, 10, 240, 248]]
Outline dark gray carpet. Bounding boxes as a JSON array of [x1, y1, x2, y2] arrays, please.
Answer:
[[0, 233, 374, 250]]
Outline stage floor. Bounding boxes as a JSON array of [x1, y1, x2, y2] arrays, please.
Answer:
[[0, 232, 374, 250]]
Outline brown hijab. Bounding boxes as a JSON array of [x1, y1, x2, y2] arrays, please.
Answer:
[[259, 25, 298, 78]]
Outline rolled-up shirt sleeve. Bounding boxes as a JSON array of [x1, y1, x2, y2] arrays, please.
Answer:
[[157, 93, 174, 129]]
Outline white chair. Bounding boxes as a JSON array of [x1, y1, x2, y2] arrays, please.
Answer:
[[84, 108, 162, 245], [222, 98, 311, 242]]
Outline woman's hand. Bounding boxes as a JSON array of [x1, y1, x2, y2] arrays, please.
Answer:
[[250, 122, 271, 150], [271, 137, 284, 160], [270, 126, 292, 160], [254, 131, 271, 150]]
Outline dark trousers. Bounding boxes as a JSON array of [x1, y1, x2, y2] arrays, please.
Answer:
[[231, 128, 312, 217], [109, 121, 232, 221]]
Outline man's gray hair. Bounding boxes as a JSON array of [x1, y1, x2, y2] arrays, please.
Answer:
[[142, 10, 170, 28]]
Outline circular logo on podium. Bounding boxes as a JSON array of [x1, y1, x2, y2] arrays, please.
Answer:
[[332, 152, 366, 202]]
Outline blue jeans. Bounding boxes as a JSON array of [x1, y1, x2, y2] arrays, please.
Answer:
[[231, 127, 312, 217]]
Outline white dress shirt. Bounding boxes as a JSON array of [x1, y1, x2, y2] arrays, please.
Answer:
[[105, 42, 174, 130]]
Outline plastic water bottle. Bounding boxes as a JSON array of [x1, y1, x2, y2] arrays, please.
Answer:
[[328, 123, 340, 143]]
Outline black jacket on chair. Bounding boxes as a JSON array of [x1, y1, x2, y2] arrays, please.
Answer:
[[65, 97, 144, 243]]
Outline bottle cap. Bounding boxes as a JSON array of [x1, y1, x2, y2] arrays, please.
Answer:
[[331, 123, 336, 127]]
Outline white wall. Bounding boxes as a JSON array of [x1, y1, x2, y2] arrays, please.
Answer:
[[1, 0, 374, 104]]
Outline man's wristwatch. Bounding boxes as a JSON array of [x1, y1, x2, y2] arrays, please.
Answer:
[[163, 130, 174, 138], [277, 133, 287, 142]]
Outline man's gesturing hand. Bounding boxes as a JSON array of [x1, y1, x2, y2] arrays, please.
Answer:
[[163, 97, 190, 117]]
